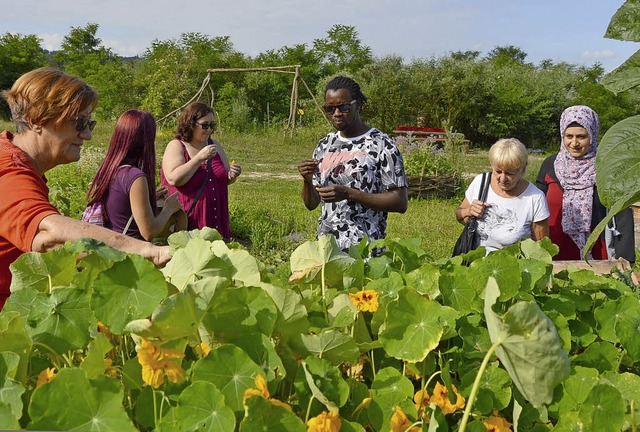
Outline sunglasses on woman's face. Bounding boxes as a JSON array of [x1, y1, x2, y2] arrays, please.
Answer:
[[73, 116, 97, 132], [323, 100, 357, 114], [194, 121, 215, 130]]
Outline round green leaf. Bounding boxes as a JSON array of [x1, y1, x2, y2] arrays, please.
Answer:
[[162, 237, 233, 290], [239, 394, 305, 432], [379, 288, 445, 362], [439, 265, 483, 314], [578, 384, 625, 432], [484, 277, 570, 408], [91, 254, 168, 334], [294, 356, 349, 413], [158, 381, 235, 432], [203, 286, 278, 340], [299, 329, 359, 365], [470, 251, 521, 301], [191, 344, 262, 412], [28, 368, 136, 431], [557, 366, 599, 413]]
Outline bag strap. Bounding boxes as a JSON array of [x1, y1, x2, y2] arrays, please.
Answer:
[[122, 215, 134, 235], [478, 172, 492, 202], [186, 158, 211, 217]]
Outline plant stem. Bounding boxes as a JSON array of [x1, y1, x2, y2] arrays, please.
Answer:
[[304, 395, 315, 424], [631, 399, 637, 432], [321, 263, 328, 322], [459, 340, 501, 432], [370, 349, 377, 378]]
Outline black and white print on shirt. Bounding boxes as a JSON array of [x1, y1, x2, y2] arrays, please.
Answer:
[[311, 128, 407, 252]]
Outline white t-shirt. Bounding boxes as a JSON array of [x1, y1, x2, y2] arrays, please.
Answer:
[[465, 173, 550, 253]]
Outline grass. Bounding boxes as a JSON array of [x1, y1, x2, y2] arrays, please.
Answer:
[[0, 119, 548, 263]]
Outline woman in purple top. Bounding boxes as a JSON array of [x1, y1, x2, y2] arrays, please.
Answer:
[[161, 102, 242, 239], [86, 110, 184, 241]]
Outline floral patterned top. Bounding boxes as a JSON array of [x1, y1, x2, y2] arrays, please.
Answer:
[[311, 128, 407, 251]]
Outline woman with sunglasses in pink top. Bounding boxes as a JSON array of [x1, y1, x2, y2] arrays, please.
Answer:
[[161, 102, 241, 239], [298, 76, 408, 254]]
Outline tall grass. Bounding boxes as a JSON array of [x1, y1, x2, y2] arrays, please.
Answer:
[[0, 119, 546, 263]]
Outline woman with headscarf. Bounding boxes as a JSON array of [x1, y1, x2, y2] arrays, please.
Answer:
[[536, 105, 635, 261]]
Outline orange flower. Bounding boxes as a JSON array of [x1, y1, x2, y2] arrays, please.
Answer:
[[349, 289, 379, 312], [307, 411, 341, 432], [430, 382, 465, 415], [97, 321, 111, 337], [104, 358, 118, 378], [483, 410, 512, 432], [390, 406, 421, 432], [36, 367, 56, 387], [242, 374, 292, 410], [137, 339, 184, 388], [195, 341, 211, 358], [413, 389, 430, 420]]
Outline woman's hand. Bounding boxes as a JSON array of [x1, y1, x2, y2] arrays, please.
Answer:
[[468, 199, 490, 218], [228, 163, 242, 182], [196, 142, 218, 163], [156, 186, 168, 200], [163, 191, 183, 214]]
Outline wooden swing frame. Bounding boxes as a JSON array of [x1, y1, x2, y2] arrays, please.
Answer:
[[158, 65, 328, 129]]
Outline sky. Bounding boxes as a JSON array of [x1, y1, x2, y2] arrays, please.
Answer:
[[3, 0, 638, 72]]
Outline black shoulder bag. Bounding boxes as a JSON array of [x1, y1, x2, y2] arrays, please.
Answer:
[[452, 172, 491, 257], [186, 158, 212, 217]]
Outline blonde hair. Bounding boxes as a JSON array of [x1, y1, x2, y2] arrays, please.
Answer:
[[2, 67, 98, 133], [488, 138, 528, 171]]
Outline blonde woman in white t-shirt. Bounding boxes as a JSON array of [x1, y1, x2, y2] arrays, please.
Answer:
[[455, 138, 550, 253]]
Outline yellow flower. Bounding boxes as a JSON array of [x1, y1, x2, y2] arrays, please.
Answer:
[[195, 341, 211, 358], [104, 358, 118, 378], [390, 406, 420, 432], [430, 382, 465, 415], [483, 410, 512, 432], [307, 411, 341, 432], [298, 109, 305, 116], [137, 339, 185, 388], [36, 367, 56, 387], [413, 389, 430, 420], [242, 374, 292, 410], [349, 289, 379, 313]]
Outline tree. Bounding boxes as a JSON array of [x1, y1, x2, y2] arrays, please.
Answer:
[[313, 25, 373, 75], [485, 45, 528, 66], [0, 33, 48, 119]]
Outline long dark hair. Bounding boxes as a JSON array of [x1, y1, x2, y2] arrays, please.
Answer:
[[86, 109, 157, 209], [175, 102, 214, 142]]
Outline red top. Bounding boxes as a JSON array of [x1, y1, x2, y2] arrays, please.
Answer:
[[544, 173, 607, 260], [0, 131, 59, 307], [395, 126, 446, 132], [161, 142, 231, 238]]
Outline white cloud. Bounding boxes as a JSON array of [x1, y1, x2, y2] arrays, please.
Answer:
[[580, 50, 615, 60], [38, 33, 64, 51]]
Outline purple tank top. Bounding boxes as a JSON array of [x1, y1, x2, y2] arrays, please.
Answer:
[[104, 166, 145, 239]]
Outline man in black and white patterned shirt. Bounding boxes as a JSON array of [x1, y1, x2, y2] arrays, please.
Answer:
[[298, 76, 408, 253]]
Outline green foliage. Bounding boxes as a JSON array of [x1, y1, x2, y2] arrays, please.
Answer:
[[584, 0, 640, 259], [313, 24, 373, 76], [0, 234, 637, 431], [0, 32, 48, 119]]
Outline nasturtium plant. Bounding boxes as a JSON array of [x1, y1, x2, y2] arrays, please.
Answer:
[[0, 214, 637, 431]]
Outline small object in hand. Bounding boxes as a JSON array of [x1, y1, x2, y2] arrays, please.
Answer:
[[315, 187, 320, 191], [231, 160, 236, 165]]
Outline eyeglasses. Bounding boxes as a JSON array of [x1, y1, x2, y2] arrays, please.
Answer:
[[194, 121, 215, 130], [73, 116, 97, 132], [323, 100, 357, 114]]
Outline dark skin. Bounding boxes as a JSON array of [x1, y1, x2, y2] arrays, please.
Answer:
[[298, 88, 408, 213]]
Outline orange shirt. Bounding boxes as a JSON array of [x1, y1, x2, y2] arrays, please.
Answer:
[[0, 131, 59, 307]]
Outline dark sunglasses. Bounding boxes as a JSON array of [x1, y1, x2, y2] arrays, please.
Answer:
[[73, 116, 97, 132], [323, 100, 357, 114], [194, 121, 215, 130]]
